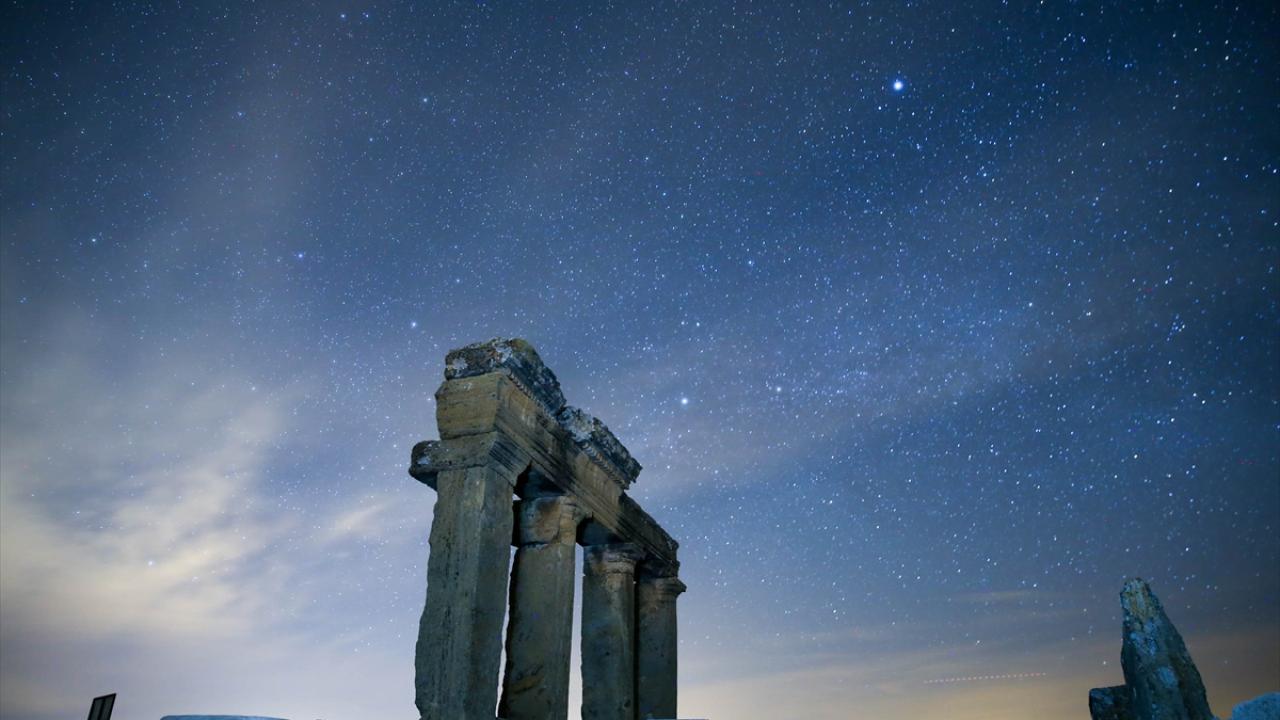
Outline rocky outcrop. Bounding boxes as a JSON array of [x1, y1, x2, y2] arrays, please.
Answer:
[[1088, 578, 1214, 720], [1091, 685, 1135, 720], [1230, 692, 1280, 720], [1119, 578, 1214, 720]]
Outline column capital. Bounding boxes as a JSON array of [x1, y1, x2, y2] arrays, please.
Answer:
[[639, 575, 687, 600], [410, 432, 529, 489], [583, 543, 644, 575], [515, 495, 589, 546]]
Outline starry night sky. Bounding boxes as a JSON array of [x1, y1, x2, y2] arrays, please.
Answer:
[[1, 2, 1277, 719]]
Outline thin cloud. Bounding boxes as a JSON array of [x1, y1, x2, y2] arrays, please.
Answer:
[[0, 311, 299, 717], [0, 307, 430, 720]]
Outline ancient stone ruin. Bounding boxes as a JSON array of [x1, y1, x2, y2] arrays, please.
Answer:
[[409, 338, 685, 720]]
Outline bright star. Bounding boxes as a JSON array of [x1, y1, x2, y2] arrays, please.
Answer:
[[893, 79, 905, 92], [680, 397, 689, 406]]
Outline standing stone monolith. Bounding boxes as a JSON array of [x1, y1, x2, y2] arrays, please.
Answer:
[[1088, 578, 1214, 720], [1119, 578, 1213, 720]]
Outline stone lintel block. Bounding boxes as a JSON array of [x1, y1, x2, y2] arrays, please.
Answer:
[[1088, 685, 1134, 720], [638, 554, 681, 581], [421, 370, 679, 569], [516, 495, 589, 546], [622, 494, 679, 576], [439, 338, 641, 489], [445, 337, 567, 417], [557, 406, 641, 489]]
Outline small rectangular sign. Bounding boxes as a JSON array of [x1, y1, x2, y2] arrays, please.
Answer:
[[87, 693, 116, 720]]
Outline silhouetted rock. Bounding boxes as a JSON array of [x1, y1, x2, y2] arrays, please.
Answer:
[[1088, 578, 1215, 720], [1091, 685, 1134, 720], [1119, 578, 1214, 720], [1231, 692, 1280, 720]]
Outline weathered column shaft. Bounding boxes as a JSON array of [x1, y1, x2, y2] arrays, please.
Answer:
[[636, 576, 686, 720], [499, 496, 588, 720], [582, 544, 644, 720], [415, 464, 516, 720]]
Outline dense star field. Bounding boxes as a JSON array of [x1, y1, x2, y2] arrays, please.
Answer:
[[1, 2, 1276, 719]]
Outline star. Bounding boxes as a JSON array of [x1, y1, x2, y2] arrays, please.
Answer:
[[892, 79, 905, 92]]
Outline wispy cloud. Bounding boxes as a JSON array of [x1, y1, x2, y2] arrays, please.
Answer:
[[0, 308, 424, 720], [0, 313, 298, 714], [0, 392, 288, 638], [321, 498, 405, 545]]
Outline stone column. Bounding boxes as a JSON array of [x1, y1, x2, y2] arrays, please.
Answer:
[[415, 463, 517, 720], [499, 496, 588, 720], [636, 573, 686, 720], [582, 543, 644, 720]]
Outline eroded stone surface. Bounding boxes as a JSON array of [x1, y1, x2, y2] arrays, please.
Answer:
[[1090, 685, 1135, 720], [417, 353, 676, 565], [414, 465, 517, 720], [557, 406, 642, 489], [441, 338, 642, 490], [500, 497, 589, 720], [445, 337, 566, 416], [1119, 578, 1214, 720], [637, 574, 687, 720], [410, 339, 683, 720], [582, 544, 644, 720], [514, 494, 590, 546], [1231, 692, 1280, 720]]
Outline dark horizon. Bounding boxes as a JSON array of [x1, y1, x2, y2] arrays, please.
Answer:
[[2, 2, 1277, 718]]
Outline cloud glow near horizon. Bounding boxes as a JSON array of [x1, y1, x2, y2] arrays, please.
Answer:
[[2, 2, 1277, 719]]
